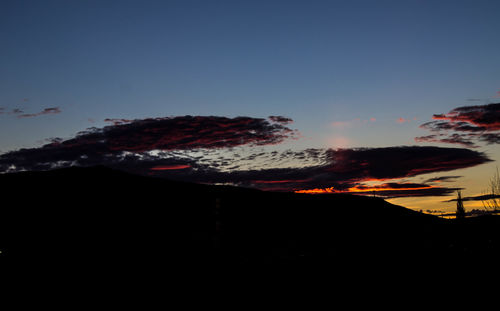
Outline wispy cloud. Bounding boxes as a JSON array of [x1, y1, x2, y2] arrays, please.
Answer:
[[444, 193, 500, 202], [424, 175, 462, 183], [17, 107, 61, 118]]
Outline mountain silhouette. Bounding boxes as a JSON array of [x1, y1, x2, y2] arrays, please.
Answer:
[[1, 166, 500, 280]]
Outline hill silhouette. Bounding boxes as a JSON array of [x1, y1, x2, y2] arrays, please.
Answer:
[[1, 166, 500, 279]]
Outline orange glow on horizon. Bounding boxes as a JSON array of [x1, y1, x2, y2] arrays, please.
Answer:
[[295, 184, 435, 194], [295, 187, 337, 194], [345, 185, 433, 193]]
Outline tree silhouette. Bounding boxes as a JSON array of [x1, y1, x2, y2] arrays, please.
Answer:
[[482, 167, 500, 211], [456, 190, 465, 220]]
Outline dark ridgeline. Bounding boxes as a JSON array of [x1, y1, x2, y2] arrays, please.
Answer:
[[1, 166, 500, 282]]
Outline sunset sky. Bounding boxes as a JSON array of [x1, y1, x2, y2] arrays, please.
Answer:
[[1, 0, 500, 214]]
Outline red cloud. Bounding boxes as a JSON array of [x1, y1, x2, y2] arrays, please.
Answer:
[[102, 116, 297, 152], [432, 103, 500, 131], [151, 165, 191, 171], [417, 103, 500, 147]]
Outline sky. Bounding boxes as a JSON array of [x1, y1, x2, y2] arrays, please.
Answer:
[[1, 0, 500, 215]]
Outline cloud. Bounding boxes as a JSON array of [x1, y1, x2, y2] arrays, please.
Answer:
[[444, 193, 500, 202], [104, 118, 133, 125], [323, 146, 489, 179], [75, 115, 296, 152], [268, 116, 293, 124], [431, 103, 500, 129], [0, 113, 490, 199], [149, 146, 490, 198], [417, 103, 500, 147], [424, 175, 462, 183], [415, 133, 477, 148], [0, 115, 297, 172], [478, 133, 500, 144], [17, 107, 61, 118], [336, 182, 461, 198]]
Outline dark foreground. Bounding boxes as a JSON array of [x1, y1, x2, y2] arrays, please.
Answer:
[[1, 166, 500, 283]]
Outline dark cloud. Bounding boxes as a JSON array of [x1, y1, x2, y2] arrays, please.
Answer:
[[424, 176, 462, 183], [415, 133, 477, 148], [95, 115, 296, 152], [420, 121, 487, 133], [268, 116, 293, 124], [148, 146, 490, 198], [323, 146, 489, 179], [1, 140, 489, 199], [340, 182, 461, 198], [17, 107, 61, 118], [417, 103, 500, 147], [104, 118, 133, 125], [0, 112, 490, 199], [444, 194, 500, 202], [478, 133, 500, 144], [0, 115, 297, 172], [432, 103, 500, 130]]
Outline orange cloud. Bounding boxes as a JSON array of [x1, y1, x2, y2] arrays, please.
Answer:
[[295, 187, 336, 194], [295, 182, 459, 198]]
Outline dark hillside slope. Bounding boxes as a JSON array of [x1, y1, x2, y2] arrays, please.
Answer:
[[1, 166, 500, 278]]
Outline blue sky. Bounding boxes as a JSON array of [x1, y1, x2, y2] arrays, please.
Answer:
[[1, 0, 500, 213]]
